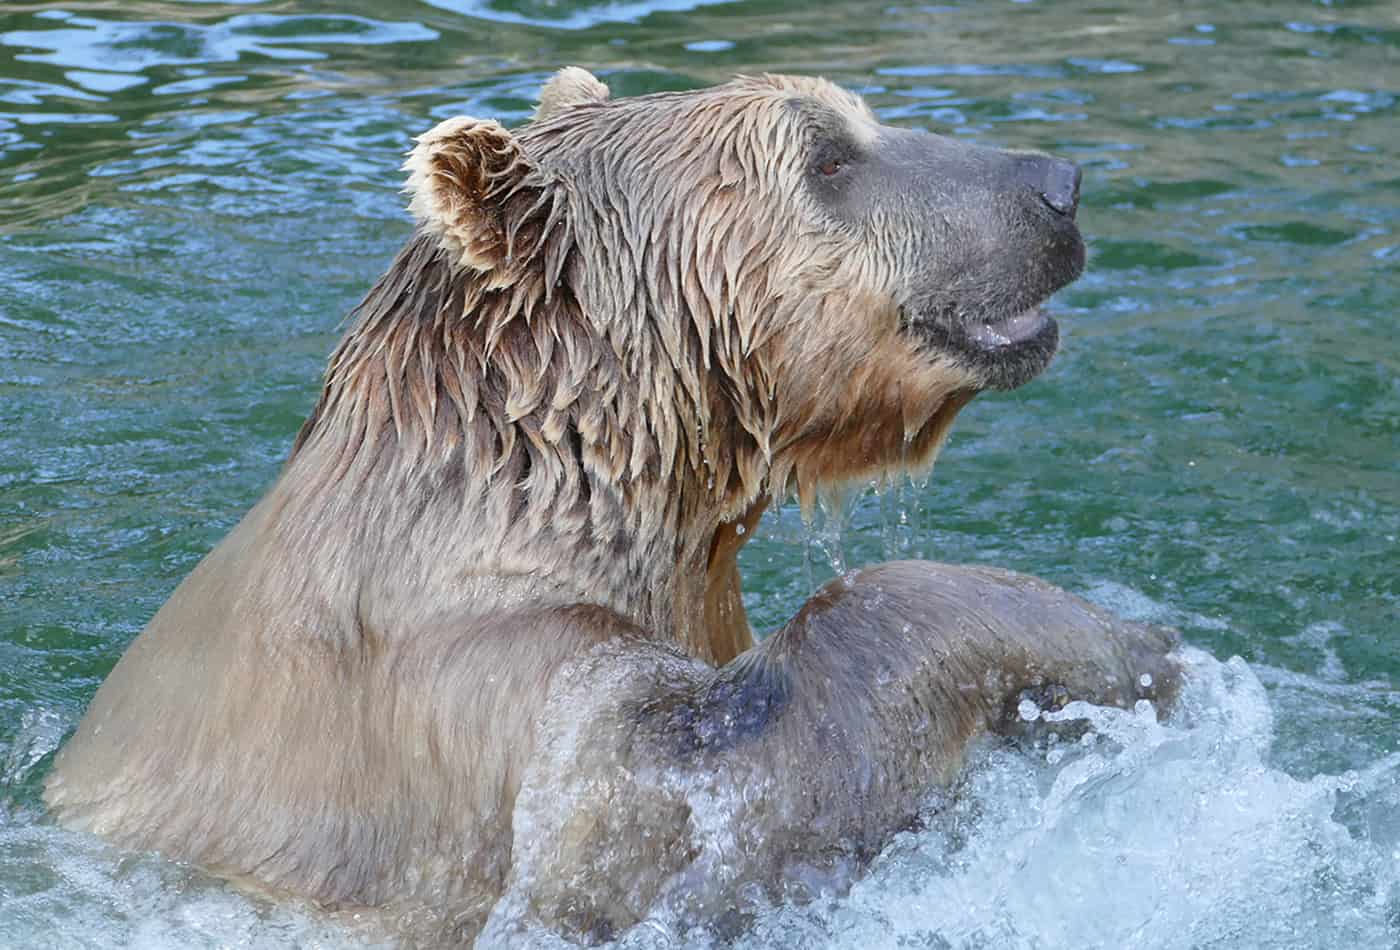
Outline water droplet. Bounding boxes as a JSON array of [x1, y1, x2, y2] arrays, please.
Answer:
[[1017, 698, 1041, 722], [1139, 673, 1153, 688]]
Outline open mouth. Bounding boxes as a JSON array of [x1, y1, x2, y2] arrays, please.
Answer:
[[967, 306, 1054, 350], [905, 218, 1084, 390], [908, 300, 1062, 391]]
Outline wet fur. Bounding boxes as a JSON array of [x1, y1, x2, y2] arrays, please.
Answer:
[[46, 71, 1181, 944], [502, 562, 1179, 942]]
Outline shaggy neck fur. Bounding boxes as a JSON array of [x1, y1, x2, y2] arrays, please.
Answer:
[[282, 224, 763, 660]]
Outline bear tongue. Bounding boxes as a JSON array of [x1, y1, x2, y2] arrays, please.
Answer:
[[969, 308, 1047, 348]]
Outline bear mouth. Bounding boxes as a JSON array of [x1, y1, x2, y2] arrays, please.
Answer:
[[905, 217, 1084, 391], [909, 302, 1062, 392], [968, 306, 1054, 349]]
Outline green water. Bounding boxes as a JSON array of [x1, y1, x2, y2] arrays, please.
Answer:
[[1, 1, 1397, 946]]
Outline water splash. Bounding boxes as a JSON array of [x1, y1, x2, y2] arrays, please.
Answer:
[[873, 470, 928, 563], [1, 705, 65, 791], [473, 646, 1400, 949], [719, 649, 1398, 949], [0, 799, 391, 950], [800, 490, 854, 585], [3, 644, 1397, 948]]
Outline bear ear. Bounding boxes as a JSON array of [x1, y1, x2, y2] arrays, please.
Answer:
[[403, 116, 538, 275], [534, 67, 610, 121]]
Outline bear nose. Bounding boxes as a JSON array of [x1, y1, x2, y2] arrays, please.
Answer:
[[1037, 158, 1081, 217]]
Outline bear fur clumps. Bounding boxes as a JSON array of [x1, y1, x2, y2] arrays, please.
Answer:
[[46, 69, 1180, 944]]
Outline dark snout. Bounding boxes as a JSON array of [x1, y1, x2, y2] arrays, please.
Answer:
[[1015, 154, 1081, 218], [870, 126, 1088, 390], [873, 127, 1082, 222]]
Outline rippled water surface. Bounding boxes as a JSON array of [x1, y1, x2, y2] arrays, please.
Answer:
[[1, 0, 1397, 947]]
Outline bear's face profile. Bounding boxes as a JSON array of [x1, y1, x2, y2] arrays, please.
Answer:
[[401, 70, 1083, 517]]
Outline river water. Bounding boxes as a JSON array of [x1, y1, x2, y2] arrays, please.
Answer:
[[1, 1, 1397, 947]]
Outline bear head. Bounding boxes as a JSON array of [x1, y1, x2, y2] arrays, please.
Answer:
[[400, 69, 1083, 519]]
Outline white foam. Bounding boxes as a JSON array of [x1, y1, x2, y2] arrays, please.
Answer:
[[721, 647, 1397, 950], [0, 806, 389, 949]]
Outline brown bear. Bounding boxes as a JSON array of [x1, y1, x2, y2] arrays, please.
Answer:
[[44, 69, 1181, 944]]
